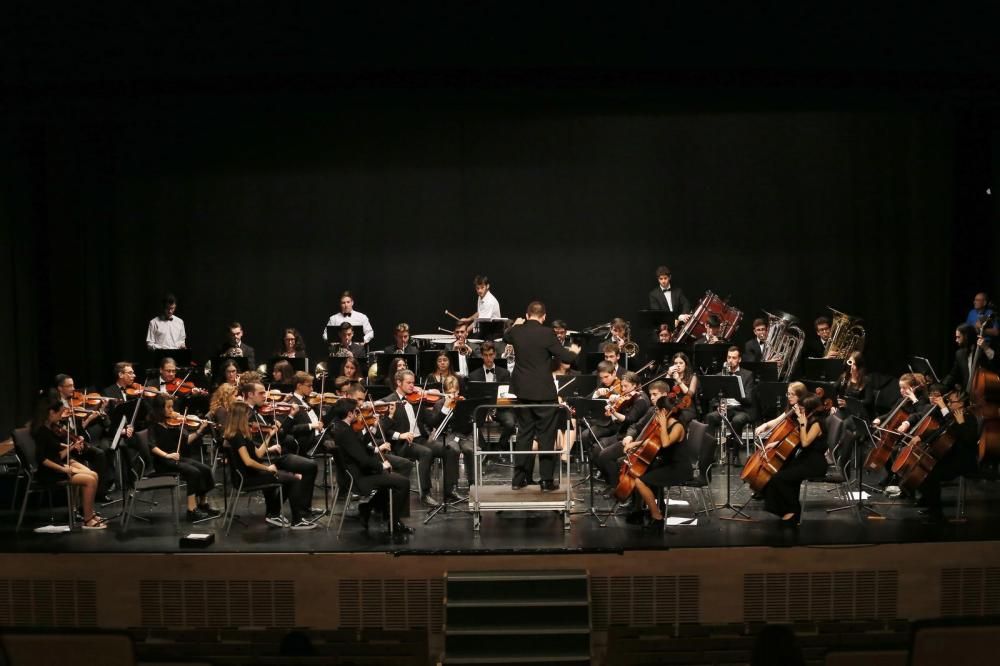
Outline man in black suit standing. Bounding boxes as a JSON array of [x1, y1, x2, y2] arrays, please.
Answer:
[[647, 266, 692, 329], [468, 341, 515, 454], [503, 301, 580, 491], [743, 318, 768, 363]]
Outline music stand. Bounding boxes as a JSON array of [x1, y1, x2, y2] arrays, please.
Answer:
[[804, 380, 838, 403], [836, 416, 884, 519], [743, 361, 778, 383], [693, 344, 730, 376], [804, 357, 845, 381], [699, 374, 752, 521], [424, 396, 491, 524], [366, 384, 393, 401], [466, 356, 485, 375], [583, 352, 607, 374], [558, 374, 598, 398], [568, 397, 619, 525], [636, 309, 675, 329], [646, 342, 693, 368], [149, 348, 192, 368], [755, 381, 788, 421], [268, 356, 307, 373], [908, 356, 940, 383], [474, 318, 508, 341], [419, 350, 458, 378], [464, 381, 500, 401]]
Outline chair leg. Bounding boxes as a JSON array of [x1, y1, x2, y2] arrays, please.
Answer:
[[16, 482, 33, 532], [66, 486, 75, 529], [337, 477, 354, 537], [10, 474, 21, 511], [172, 487, 180, 532], [800, 481, 808, 522]]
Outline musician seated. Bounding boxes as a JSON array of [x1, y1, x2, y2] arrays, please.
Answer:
[[32, 392, 107, 529], [552, 319, 571, 348], [943, 323, 996, 389], [914, 388, 979, 520], [147, 394, 218, 521], [217, 359, 241, 389], [269, 360, 296, 394], [469, 342, 515, 453], [285, 372, 334, 456], [241, 382, 321, 521], [693, 315, 724, 345], [330, 399, 413, 534], [101, 361, 138, 446], [446, 323, 479, 377], [665, 352, 699, 425], [338, 356, 365, 386], [387, 369, 460, 506], [208, 382, 238, 433], [344, 383, 414, 478], [699, 347, 756, 481], [805, 316, 832, 358], [382, 357, 410, 392], [594, 343, 624, 378], [608, 392, 689, 529], [425, 375, 476, 491], [277, 327, 307, 359], [331, 321, 365, 359], [872, 372, 929, 494], [383, 322, 418, 355], [225, 400, 317, 530], [595, 378, 662, 486], [425, 351, 459, 389], [216, 321, 256, 368], [580, 362, 624, 452], [743, 318, 768, 363], [55, 373, 112, 502], [656, 324, 672, 344], [760, 395, 828, 524]]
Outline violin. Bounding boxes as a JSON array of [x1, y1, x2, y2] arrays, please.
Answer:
[[405, 388, 444, 404], [70, 391, 113, 408], [258, 401, 298, 416], [50, 422, 85, 447], [308, 392, 340, 407], [164, 414, 217, 429], [165, 379, 208, 396], [125, 383, 161, 398], [250, 421, 280, 435], [608, 389, 639, 414]]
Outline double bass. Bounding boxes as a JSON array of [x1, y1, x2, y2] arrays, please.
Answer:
[[613, 394, 691, 502], [968, 315, 1000, 461]]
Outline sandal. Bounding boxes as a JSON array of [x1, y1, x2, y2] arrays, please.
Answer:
[[82, 516, 108, 530]]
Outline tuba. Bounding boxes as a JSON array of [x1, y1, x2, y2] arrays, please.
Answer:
[[762, 311, 805, 382], [824, 307, 866, 359]]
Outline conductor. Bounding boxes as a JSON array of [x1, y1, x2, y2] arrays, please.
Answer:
[[503, 301, 580, 491]]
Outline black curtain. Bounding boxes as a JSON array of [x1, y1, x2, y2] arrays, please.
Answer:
[[2, 91, 990, 432]]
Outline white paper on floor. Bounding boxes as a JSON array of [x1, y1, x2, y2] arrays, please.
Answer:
[[33, 524, 71, 534], [666, 517, 698, 526], [667, 499, 690, 506], [847, 492, 870, 500]]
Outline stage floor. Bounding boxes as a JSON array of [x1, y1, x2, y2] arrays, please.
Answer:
[[4, 462, 999, 555]]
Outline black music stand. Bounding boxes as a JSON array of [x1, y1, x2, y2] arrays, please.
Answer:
[[464, 381, 499, 401], [568, 397, 619, 525], [558, 374, 598, 398], [149, 348, 192, 368], [804, 357, 845, 381], [424, 396, 491, 524], [646, 342, 693, 369], [636, 309, 675, 329], [693, 344, 730, 376], [372, 352, 417, 382], [583, 352, 608, 374], [908, 356, 940, 384], [268, 356, 307, 373], [699, 374, 753, 521], [474, 318, 508, 341], [839, 416, 884, 519], [743, 361, 778, 383], [466, 356, 485, 375], [756, 381, 788, 421], [804, 380, 837, 403]]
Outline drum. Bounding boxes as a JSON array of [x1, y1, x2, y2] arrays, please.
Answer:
[[671, 291, 743, 343]]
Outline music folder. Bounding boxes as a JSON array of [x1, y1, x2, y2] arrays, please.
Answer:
[[700, 374, 745, 401]]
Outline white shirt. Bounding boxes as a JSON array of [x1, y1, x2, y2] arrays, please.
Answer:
[[323, 310, 374, 343], [457, 352, 469, 377], [391, 391, 420, 438], [483, 365, 497, 382], [296, 394, 319, 425], [477, 291, 501, 319], [146, 316, 186, 350]]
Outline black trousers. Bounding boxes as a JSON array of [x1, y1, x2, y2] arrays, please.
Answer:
[[920, 444, 977, 510], [514, 402, 562, 483], [395, 439, 458, 496], [701, 409, 751, 475], [241, 469, 304, 522], [274, 453, 318, 515], [153, 457, 215, 497], [596, 440, 625, 486], [477, 408, 516, 451], [445, 433, 476, 486], [357, 471, 411, 519]]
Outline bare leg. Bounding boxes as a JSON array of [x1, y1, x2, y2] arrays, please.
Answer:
[[633, 479, 663, 520]]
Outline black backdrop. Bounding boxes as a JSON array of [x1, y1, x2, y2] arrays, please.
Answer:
[[1, 87, 997, 432]]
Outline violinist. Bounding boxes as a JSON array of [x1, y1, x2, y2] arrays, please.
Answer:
[[331, 321, 366, 359], [666, 352, 699, 425], [425, 351, 458, 388], [217, 321, 256, 369], [286, 372, 334, 455], [147, 393, 219, 521], [31, 393, 107, 529], [55, 374, 112, 503], [872, 373, 929, 496], [240, 382, 321, 519], [583, 362, 625, 450], [208, 382, 238, 433], [343, 383, 414, 479], [146, 293, 186, 350], [914, 387, 979, 520], [277, 327, 306, 359], [446, 323, 478, 377], [100, 362, 140, 485], [425, 375, 476, 493], [270, 359, 296, 393], [223, 401, 317, 530], [382, 322, 418, 355], [156, 358, 186, 409], [387, 369, 458, 507], [323, 291, 374, 344], [330, 398, 413, 534], [592, 372, 651, 465], [469, 342, 515, 455], [596, 343, 624, 378], [943, 323, 996, 390], [760, 394, 829, 524]]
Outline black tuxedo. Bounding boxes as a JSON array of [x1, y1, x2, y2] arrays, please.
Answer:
[[743, 338, 767, 363], [385, 391, 459, 496], [648, 287, 692, 318], [331, 420, 409, 518], [503, 320, 578, 483], [804, 336, 827, 360], [217, 342, 256, 369], [468, 365, 511, 383], [332, 342, 366, 359], [284, 395, 333, 455]]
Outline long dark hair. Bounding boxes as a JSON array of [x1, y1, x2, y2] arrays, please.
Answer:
[[31, 390, 63, 433], [671, 352, 694, 383], [839, 351, 867, 389], [957, 323, 977, 351], [149, 394, 172, 424], [277, 327, 306, 356]]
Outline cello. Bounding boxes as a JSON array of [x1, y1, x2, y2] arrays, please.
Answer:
[[740, 408, 802, 493], [613, 393, 691, 502], [863, 375, 925, 472], [892, 392, 958, 491]]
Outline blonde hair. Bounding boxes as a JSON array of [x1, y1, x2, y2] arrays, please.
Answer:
[[209, 383, 237, 415], [223, 401, 251, 441]]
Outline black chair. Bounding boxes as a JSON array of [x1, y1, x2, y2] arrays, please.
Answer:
[[223, 447, 284, 535], [655, 419, 714, 528], [12, 427, 75, 531], [800, 414, 851, 522], [327, 445, 379, 536], [122, 430, 182, 532]]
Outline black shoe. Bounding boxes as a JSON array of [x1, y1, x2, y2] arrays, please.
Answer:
[[625, 510, 645, 525], [186, 508, 210, 522], [780, 513, 800, 527], [358, 503, 372, 530], [391, 521, 415, 534], [511, 478, 530, 490], [445, 492, 467, 503], [539, 480, 560, 492], [644, 517, 665, 530], [198, 504, 221, 517]]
